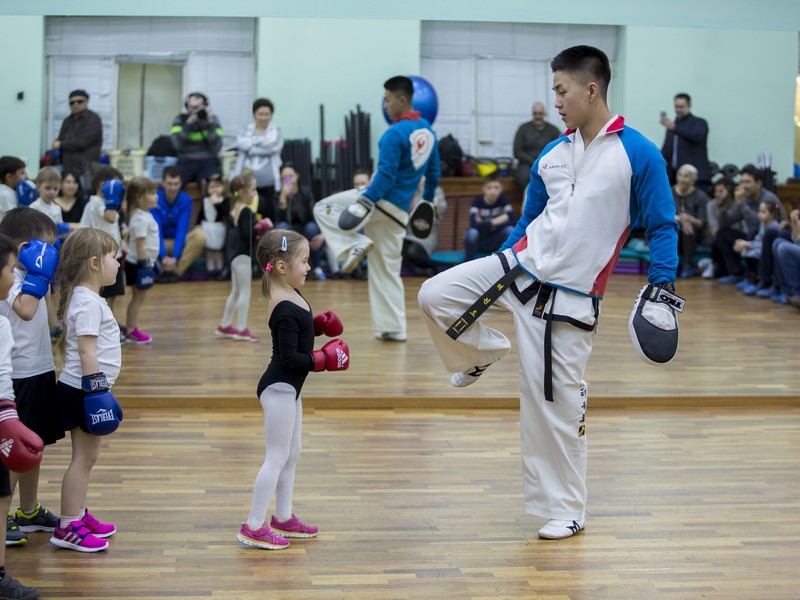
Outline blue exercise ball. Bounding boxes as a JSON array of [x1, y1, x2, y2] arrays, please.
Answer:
[[382, 75, 438, 125]]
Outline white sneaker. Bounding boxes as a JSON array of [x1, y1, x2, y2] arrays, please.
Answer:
[[375, 332, 406, 342], [537, 519, 585, 540], [450, 364, 491, 388], [700, 259, 715, 279], [341, 241, 374, 273]]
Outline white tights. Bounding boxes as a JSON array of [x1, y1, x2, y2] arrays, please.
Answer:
[[246, 383, 303, 529], [221, 254, 252, 331]]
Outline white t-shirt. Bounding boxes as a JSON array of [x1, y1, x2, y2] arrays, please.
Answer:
[[0, 184, 17, 222], [59, 286, 122, 390], [80, 195, 123, 258], [0, 268, 54, 378], [126, 208, 160, 263], [29, 198, 64, 224], [0, 316, 15, 400]]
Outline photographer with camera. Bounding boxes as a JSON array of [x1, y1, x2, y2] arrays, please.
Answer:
[[170, 92, 224, 187]]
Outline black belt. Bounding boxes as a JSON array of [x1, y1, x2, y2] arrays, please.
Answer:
[[447, 253, 598, 402]]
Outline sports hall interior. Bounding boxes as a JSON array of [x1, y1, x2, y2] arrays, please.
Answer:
[[2, 1, 799, 598]]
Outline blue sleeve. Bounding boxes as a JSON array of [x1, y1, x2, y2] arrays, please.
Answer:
[[623, 131, 678, 284], [423, 138, 441, 201], [172, 193, 193, 259], [500, 149, 551, 250], [364, 129, 400, 202]]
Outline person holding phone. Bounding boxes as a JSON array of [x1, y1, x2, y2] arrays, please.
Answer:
[[262, 164, 327, 280], [659, 93, 711, 191], [233, 98, 284, 212]]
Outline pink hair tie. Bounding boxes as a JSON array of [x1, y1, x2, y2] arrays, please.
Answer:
[[265, 263, 273, 272]]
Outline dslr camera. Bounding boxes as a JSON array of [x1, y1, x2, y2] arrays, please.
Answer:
[[194, 105, 208, 120]]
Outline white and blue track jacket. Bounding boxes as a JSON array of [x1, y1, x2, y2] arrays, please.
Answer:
[[500, 115, 678, 299]]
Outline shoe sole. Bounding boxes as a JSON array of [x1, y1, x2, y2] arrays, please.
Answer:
[[232, 336, 260, 342], [375, 334, 406, 342], [270, 528, 318, 539], [17, 524, 55, 533], [125, 338, 152, 344], [537, 529, 584, 540], [5, 538, 27, 546], [50, 537, 109, 552], [341, 242, 374, 273], [214, 330, 236, 339], [87, 526, 116, 539], [236, 533, 289, 550]]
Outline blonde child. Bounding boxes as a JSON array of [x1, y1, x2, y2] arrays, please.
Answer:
[[216, 173, 267, 342], [51, 228, 123, 553], [123, 177, 160, 344], [237, 229, 350, 550], [30, 167, 71, 235]]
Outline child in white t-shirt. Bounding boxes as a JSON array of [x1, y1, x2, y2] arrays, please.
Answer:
[[30, 167, 71, 235], [52, 227, 123, 553], [79, 166, 126, 314], [123, 176, 160, 344]]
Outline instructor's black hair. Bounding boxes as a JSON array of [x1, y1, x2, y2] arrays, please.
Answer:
[[550, 45, 611, 101], [383, 76, 414, 100]]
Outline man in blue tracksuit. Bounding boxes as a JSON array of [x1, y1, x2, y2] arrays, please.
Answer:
[[419, 46, 678, 540], [314, 76, 440, 341]]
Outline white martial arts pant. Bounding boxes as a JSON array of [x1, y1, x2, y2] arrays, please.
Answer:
[[418, 250, 596, 521], [314, 190, 409, 337]]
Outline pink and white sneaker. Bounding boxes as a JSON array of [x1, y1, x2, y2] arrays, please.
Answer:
[[125, 327, 152, 344], [236, 523, 289, 550], [269, 514, 319, 538], [50, 521, 108, 552], [232, 328, 260, 342], [215, 325, 237, 338], [81, 510, 116, 538]]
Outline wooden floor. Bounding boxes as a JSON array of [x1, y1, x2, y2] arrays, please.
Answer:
[[12, 272, 800, 598], [15, 405, 800, 599], [109, 273, 800, 407]]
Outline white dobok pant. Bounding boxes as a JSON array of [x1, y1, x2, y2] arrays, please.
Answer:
[[314, 189, 409, 337], [418, 249, 597, 520]]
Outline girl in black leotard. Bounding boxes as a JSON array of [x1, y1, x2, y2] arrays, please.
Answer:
[[236, 229, 351, 550]]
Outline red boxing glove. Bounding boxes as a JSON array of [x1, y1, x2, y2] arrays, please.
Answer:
[[311, 339, 350, 372], [0, 401, 44, 473], [312, 311, 344, 337]]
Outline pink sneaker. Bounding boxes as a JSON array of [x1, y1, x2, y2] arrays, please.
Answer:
[[236, 523, 289, 550], [215, 325, 237, 338], [232, 328, 260, 342], [81, 510, 116, 538], [269, 514, 319, 538], [125, 327, 152, 344], [50, 521, 108, 552]]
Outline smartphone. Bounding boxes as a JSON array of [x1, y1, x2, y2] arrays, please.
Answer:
[[660, 111, 667, 119]]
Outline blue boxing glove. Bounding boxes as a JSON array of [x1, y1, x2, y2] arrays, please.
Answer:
[[15, 180, 39, 206], [136, 260, 156, 290], [18, 240, 59, 300], [81, 373, 123, 436], [57, 222, 71, 235], [101, 179, 126, 211]]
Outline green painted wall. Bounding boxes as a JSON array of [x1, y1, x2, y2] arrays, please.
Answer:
[[0, 16, 44, 170], [256, 18, 420, 158]]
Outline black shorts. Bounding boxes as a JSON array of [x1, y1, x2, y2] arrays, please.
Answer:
[[100, 258, 125, 298], [13, 371, 64, 445], [0, 464, 10, 497], [56, 381, 92, 434], [124, 260, 140, 288]]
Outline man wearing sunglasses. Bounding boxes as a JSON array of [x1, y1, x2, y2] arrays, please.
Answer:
[[53, 89, 103, 182]]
